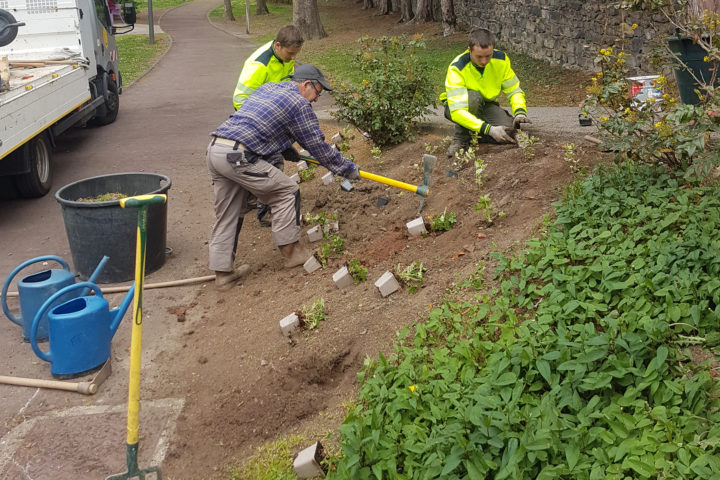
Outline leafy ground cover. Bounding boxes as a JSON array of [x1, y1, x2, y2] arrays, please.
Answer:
[[327, 163, 720, 478]]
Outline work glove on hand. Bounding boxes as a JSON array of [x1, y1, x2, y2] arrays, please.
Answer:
[[343, 163, 361, 180], [513, 113, 532, 129], [488, 125, 517, 144], [281, 146, 300, 163]]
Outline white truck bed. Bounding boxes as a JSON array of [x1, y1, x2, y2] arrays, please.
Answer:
[[0, 59, 91, 158]]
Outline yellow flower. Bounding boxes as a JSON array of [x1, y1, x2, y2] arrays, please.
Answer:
[[655, 121, 662, 128], [624, 107, 630, 114], [600, 48, 606, 55], [409, 385, 416, 392], [601, 115, 609, 121], [632, 23, 638, 29]]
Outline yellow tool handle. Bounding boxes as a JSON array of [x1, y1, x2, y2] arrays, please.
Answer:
[[299, 155, 428, 197]]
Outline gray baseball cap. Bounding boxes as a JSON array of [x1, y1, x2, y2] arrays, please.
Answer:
[[288, 63, 333, 91]]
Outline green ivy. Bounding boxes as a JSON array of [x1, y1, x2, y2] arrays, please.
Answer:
[[328, 164, 720, 479]]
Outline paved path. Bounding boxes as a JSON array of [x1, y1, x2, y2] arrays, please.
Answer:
[[0, 2, 254, 478]]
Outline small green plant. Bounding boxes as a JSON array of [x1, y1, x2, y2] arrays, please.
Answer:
[[474, 194, 493, 223], [317, 234, 345, 267], [425, 137, 451, 156], [516, 130, 539, 159], [301, 298, 326, 330], [451, 134, 480, 170], [305, 211, 337, 229], [370, 146, 382, 164], [474, 158, 487, 187], [563, 143, 580, 172], [333, 35, 438, 147], [395, 261, 426, 293], [347, 259, 368, 284], [428, 207, 457, 232], [334, 127, 354, 153], [458, 261, 486, 290], [298, 164, 316, 182]]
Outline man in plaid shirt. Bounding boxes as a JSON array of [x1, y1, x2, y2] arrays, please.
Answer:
[[207, 64, 360, 288]]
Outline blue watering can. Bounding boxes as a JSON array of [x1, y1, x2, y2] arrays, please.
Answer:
[[2, 255, 108, 341], [30, 281, 135, 377]]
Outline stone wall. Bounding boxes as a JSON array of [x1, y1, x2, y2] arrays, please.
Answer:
[[456, 0, 671, 72]]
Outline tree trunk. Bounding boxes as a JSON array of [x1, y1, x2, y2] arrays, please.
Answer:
[[398, 0, 413, 23], [293, 0, 327, 39], [440, 0, 455, 36], [413, 0, 435, 23], [362, 0, 374, 9], [376, 0, 391, 15], [223, 0, 235, 21], [256, 0, 269, 15]]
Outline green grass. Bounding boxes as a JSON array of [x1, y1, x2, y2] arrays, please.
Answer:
[[205, 0, 588, 105], [116, 34, 170, 85], [134, 0, 189, 12], [224, 434, 307, 480]]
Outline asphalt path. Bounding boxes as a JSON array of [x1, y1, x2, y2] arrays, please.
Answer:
[[0, 1, 255, 477]]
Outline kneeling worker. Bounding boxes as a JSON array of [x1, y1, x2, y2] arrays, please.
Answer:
[[207, 64, 360, 289], [440, 28, 532, 157]]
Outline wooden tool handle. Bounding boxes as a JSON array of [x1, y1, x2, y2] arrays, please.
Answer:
[[0, 375, 96, 394]]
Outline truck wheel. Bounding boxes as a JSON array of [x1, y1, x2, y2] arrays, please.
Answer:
[[15, 134, 53, 198], [0, 9, 20, 47], [90, 73, 119, 126]]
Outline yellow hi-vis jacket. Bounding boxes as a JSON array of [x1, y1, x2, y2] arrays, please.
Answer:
[[232, 41, 295, 110], [439, 49, 527, 135]]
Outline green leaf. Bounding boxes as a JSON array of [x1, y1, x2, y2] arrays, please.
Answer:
[[536, 359, 552, 384], [566, 442, 580, 471], [440, 447, 464, 476]]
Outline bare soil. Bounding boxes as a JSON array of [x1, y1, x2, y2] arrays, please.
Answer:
[[142, 6, 605, 479], [156, 123, 605, 478]]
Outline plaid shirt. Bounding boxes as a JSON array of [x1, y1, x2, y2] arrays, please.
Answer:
[[213, 82, 355, 177]]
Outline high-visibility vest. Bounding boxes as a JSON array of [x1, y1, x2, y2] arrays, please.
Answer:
[[439, 49, 527, 135], [232, 41, 295, 110]]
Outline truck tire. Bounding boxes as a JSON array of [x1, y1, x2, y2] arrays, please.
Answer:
[[15, 133, 53, 198], [90, 73, 119, 126], [0, 9, 20, 47]]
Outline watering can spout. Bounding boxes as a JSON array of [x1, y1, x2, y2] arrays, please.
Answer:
[[110, 284, 135, 336]]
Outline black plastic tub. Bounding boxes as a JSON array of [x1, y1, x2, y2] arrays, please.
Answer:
[[668, 35, 719, 105], [55, 173, 171, 284]]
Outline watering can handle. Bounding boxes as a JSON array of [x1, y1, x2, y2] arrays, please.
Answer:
[[2, 255, 71, 327], [30, 282, 103, 363], [119, 194, 167, 209]]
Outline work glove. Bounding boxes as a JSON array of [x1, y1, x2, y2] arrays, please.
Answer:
[[488, 125, 517, 144], [281, 146, 300, 162], [343, 163, 361, 180], [513, 113, 532, 129]]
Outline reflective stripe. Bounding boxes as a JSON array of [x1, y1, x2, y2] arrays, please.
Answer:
[[235, 84, 257, 96], [501, 76, 519, 90], [446, 87, 465, 98], [506, 87, 524, 96], [449, 99, 468, 110]]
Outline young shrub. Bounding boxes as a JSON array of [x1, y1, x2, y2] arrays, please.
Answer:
[[516, 130, 539, 159], [300, 298, 326, 330], [332, 35, 437, 147], [317, 234, 345, 267], [298, 164, 316, 182], [428, 207, 457, 232], [474, 194, 494, 224], [347, 259, 368, 284], [394, 261, 426, 294], [583, 4, 720, 179]]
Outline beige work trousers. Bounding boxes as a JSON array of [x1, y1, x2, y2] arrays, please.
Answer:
[[207, 141, 300, 272]]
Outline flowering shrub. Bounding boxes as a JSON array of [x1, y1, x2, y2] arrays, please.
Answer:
[[332, 35, 437, 147], [583, 3, 720, 179]]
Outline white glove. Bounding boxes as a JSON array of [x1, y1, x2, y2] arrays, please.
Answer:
[[513, 113, 532, 128], [488, 125, 516, 144]]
